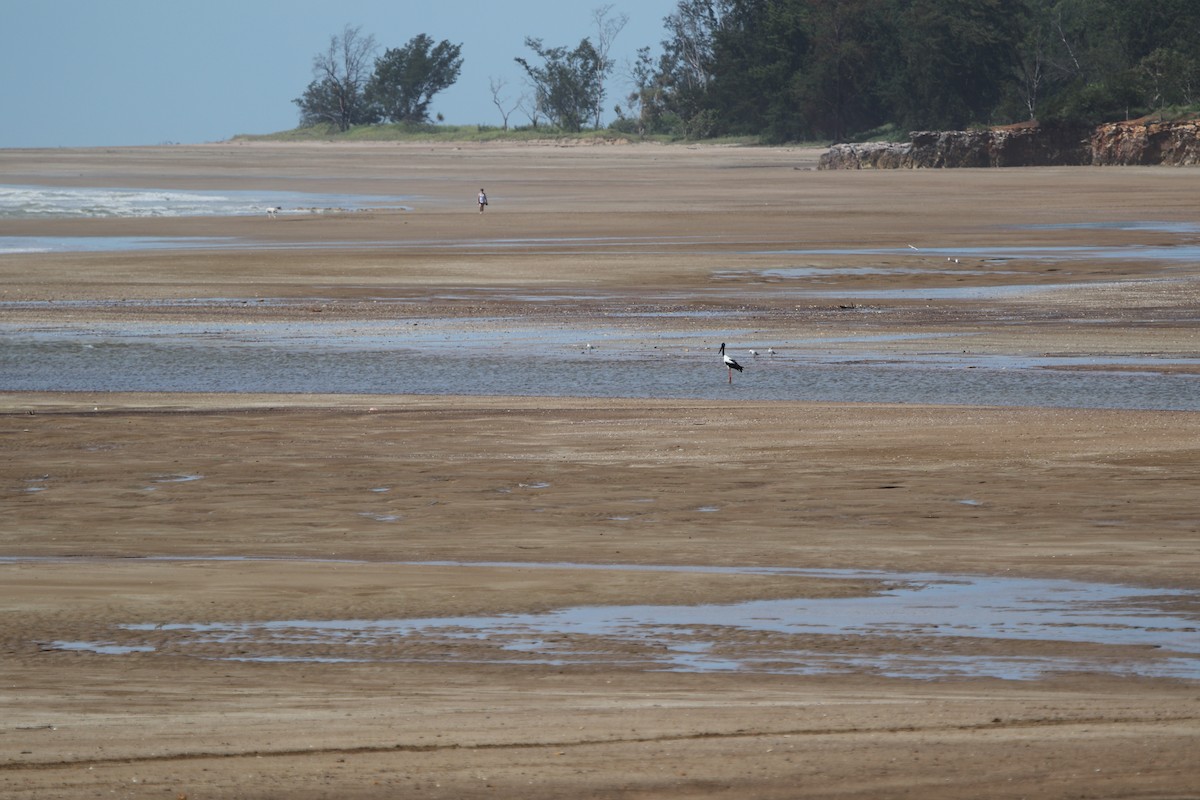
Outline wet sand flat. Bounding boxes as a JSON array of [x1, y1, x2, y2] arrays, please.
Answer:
[[1, 142, 1199, 799]]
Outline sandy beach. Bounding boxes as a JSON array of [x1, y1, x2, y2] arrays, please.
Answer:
[[2, 141, 1198, 798]]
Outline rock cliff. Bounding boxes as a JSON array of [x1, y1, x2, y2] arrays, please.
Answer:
[[1090, 119, 1200, 165], [819, 119, 1200, 169]]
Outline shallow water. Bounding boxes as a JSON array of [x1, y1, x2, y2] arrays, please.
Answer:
[[1024, 221, 1200, 234], [45, 561, 1200, 681], [2, 321, 1196, 409], [756, 244, 1200, 263], [3, 214, 1198, 408], [6, 210, 1200, 260], [8, 235, 1200, 263]]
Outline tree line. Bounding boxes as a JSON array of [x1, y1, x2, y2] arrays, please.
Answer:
[[295, 27, 464, 130], [295, 0, 1200, 143], [636, 0, 1200, 142], [294, 7, 628, 134]]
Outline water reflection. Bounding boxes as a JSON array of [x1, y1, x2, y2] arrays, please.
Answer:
[[2, 333, 1196, 409], [49, 563, 1200, 681], [752, 245, 1200, 262]]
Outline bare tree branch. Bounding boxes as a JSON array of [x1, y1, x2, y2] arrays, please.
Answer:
[[590, 5, 629, 128], [489, 76, 521, 131]]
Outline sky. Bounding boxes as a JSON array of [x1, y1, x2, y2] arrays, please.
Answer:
[[0, 0, 681, 149]]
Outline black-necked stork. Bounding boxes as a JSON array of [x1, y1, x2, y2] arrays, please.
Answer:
[[719, 342, 743, 384]]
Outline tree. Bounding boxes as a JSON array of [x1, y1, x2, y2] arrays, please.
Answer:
[[622, 46, 663, 135], [795, 0, 888, 141], [589, 5, 629, 127], [1137, 47, 1199, 110], [489, 76, 521, 131], [1035, 0, 1152, 124], [651, 0, 737, 136], [365, 34, 463, 124], [705, 0, 814, 141], [295, 25, 378, 131], [515, 37, 605, 131], [1007, 0, 1059, 120], [517, 92, 544, 128], [661, 0, 734, 96], [885, 0, 1027, 130]]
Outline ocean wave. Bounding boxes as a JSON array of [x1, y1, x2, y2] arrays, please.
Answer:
[[0, 185, 411, 219]]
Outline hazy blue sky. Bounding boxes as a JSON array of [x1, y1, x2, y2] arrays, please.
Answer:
[[1, 0, 680, 149]]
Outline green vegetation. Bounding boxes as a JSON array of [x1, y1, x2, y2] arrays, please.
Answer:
[[295, 27, 465, 131], [365, 35, 463, 124], [231, 123, 724, 145], [515, 38, 607, 133], [640, 0, 1200, 143], [269, 1, 1200, 146]]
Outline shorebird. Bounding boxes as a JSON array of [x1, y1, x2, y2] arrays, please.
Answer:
[[266, 206, 281, 219], [767, 347, 777, 355], [719, 343, 743, 384], [749, 349, 759, 357]]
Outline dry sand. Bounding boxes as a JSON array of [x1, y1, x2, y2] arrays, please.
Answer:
[[1, 141, 1198, 798]]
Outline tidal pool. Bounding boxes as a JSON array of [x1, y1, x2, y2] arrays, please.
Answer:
[[2, 335, 1190, 410], [2, 327, 1196, 409], [750, 244, 1200, 263], [47, 561, 1200, 681]]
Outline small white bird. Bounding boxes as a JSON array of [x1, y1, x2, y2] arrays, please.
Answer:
[[767, 347, 777, 355], [749, 349, 759, 357], [266, 206, 282, 219]]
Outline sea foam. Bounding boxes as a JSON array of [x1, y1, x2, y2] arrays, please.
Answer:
[[0, 185, 410, 219]]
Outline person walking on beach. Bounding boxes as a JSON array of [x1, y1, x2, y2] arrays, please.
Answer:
[[478, 188, 488, 213]]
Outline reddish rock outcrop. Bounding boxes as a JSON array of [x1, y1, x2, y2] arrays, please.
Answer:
[[1091, 119, 1200, 165], [819, 119, 1200, 169]]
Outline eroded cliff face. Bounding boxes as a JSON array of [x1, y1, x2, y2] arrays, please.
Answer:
[[1091, 119, 1200, 165], [819, 119, 1200, 169], [817, 141, 914, 169]]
